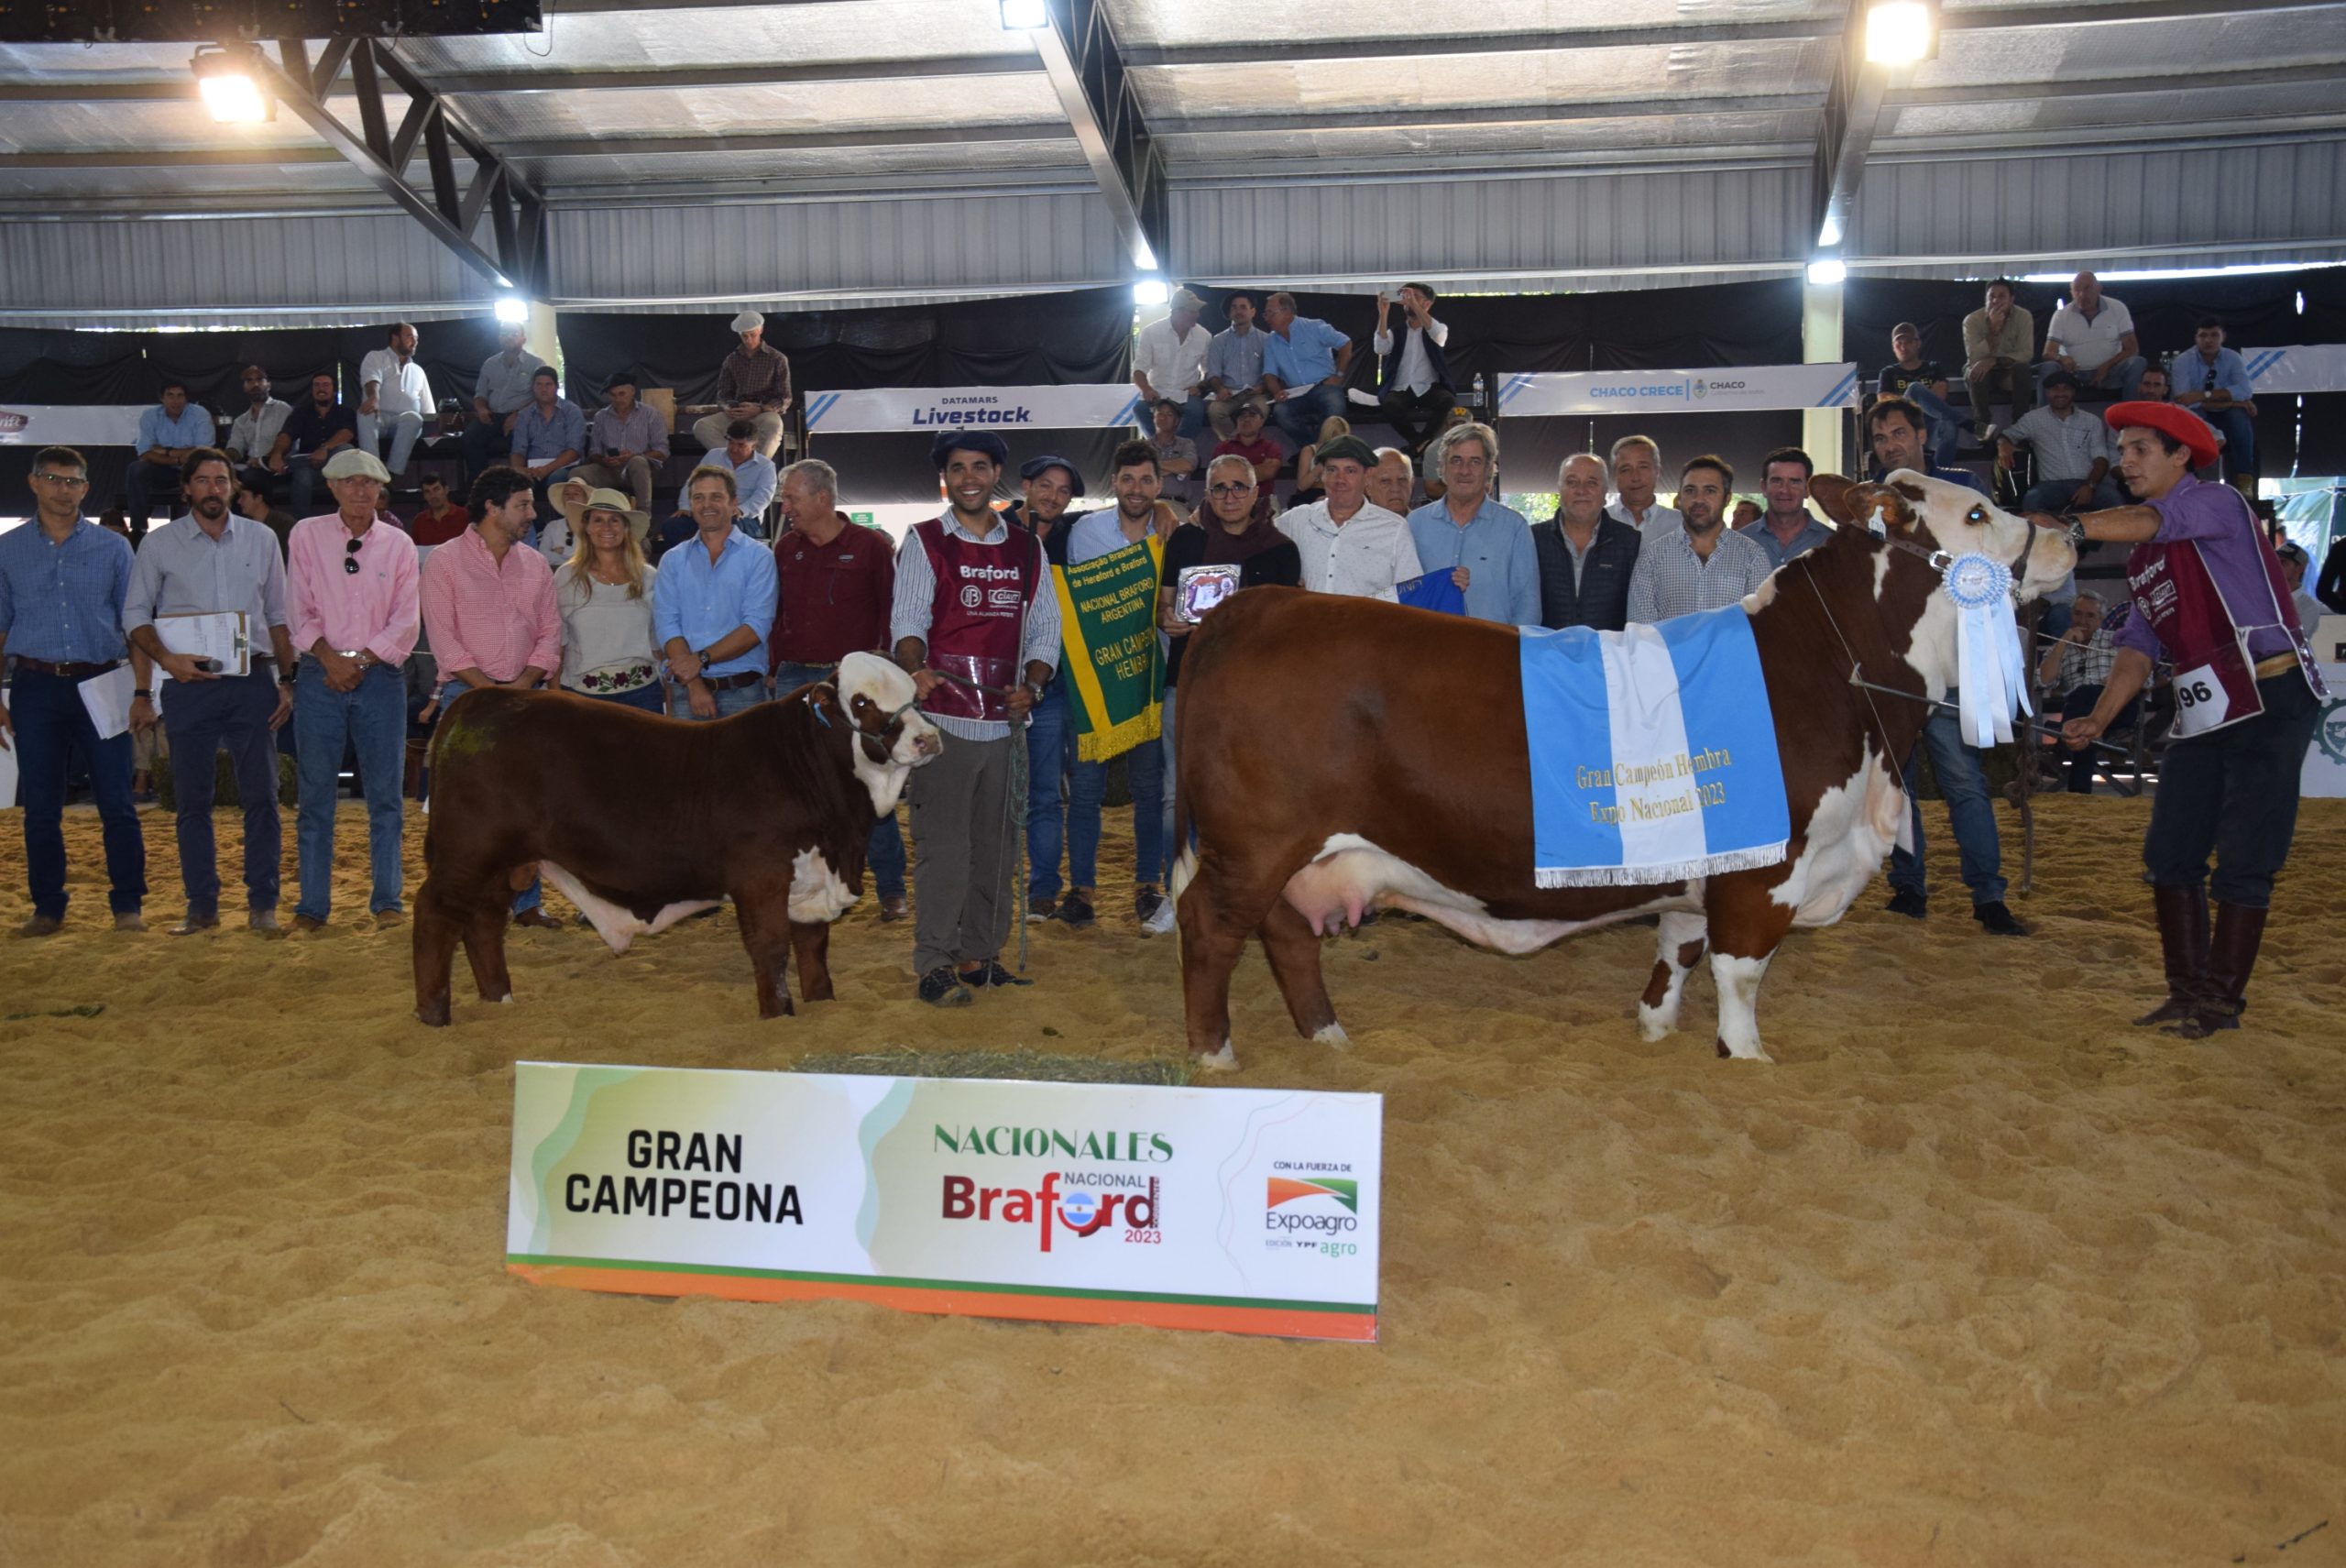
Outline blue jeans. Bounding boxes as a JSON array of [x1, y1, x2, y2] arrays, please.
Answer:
[[1158, 684, 1180, 878], [2021, 477, 2126, 516], [1903, 384, 1970, 466], [583, 682, 665, 715], [2039, 356, 2144, 402], [120, 457, 177, 527], [1269, 383, 1344, 445], [440, 680, 540, 914], [1069, 736, 1166, 895], [1890, 696, 2006, 906], [670, 676, 767, 723], [294, 659, 407, 920], [161, 669, 280, 916], [773, 660, 906, 903], [287, 457, 329, 515], [1025, 685, 1077, 902], [7, 666, 146, 919], [2202, 406, 2256, 478]]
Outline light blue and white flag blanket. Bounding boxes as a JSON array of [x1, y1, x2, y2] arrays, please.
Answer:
[[1518, 606, 1791, 888]]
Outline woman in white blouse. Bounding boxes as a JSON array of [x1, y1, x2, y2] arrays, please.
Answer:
[[554, 488, 664, 714]]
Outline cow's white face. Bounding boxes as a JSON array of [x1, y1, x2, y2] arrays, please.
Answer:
[[1869, 471, 2077, 699], [835, 651, 942, 817]]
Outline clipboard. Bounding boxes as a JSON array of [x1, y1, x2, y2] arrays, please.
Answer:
[[156, 610, 250, 678]]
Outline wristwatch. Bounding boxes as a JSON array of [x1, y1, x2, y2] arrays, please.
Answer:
[[337, 648, 377, 670], [134, 688, 152, 701], [1023, 679, 1047, 705]]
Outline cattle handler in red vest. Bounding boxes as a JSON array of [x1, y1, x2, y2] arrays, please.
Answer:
[[890, 430, 1063, 1007], [2062, 400, 2324, 1037]]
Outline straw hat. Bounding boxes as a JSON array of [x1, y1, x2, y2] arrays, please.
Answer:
[[554, 480, 651, 543]]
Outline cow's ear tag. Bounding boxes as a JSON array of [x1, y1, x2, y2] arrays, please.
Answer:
[[1866, 505, 1888, 539]]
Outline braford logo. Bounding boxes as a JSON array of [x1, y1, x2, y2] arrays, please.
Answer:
[[940, 1170, 1162, 1252]]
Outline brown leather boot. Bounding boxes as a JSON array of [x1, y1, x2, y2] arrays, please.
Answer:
[[2172, 902, 2269, 1037], [2134, 883, 2209, 1026]]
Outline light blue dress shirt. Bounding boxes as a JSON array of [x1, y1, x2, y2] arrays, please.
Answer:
[[137, 403, 216, 456], [1404, 496, 1540, 625], [0, 518, 135, 664], [1261, 316, 1352, 389], [651, 524, 778, 678]]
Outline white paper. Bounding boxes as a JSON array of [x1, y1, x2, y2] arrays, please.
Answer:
[[155, 610, 249, 678], [78, 664, 136, 741]]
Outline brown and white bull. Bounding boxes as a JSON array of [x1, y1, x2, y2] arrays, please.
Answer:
[[413, 652, 939, 1025], [1168, 472, 2076, 1069]]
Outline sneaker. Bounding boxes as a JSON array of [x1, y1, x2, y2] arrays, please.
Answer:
[[1134, 887, 1165, 926], [1885, 888, 1928, 919], [962, 961, 1034, 989], [917, 966, 974, 1007], [1972, 900, 2029, 937], [1056, 894, 1097, 929], [1026, 895, 1058, 923], [1140, 893, 1178, 937], [879, 896, 908, 924]]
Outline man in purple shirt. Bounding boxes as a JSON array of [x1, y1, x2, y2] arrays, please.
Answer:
[[2063, 401, 2322, 1039]]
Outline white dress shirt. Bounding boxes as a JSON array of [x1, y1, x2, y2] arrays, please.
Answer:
[[1133, 318, 1212, 406], [1608, 499, 1684, 538], [358, 348, 433, 417], [1277, 499, 1423, 600], [1372, 317, 1449, 395]]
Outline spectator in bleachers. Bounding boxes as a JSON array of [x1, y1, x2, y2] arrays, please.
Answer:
[[1291, 415, 1350, 507], [1961, 279, 2034, 434], [709, 419, 779, 537], [1132, 288, 1211, 439], [2000, 370, 2125, 517], [2135, 364, 2172, 402], [285, 448, 420, 931], [1277, 434, 1420, 600], [2171, 317, 2259, 488], [1867, 395, 1984, 490], [576, 373, 669, 514], [1260, 292, 1353, 446], [1367, 447, 1416, 517], [1373, 283, 1455, 456], [2036, 591, 2133, 795], [1202, 289, 1270, 439], [2276, 543, 2323, 633], [1212, 400, 1283, 508], [508, 367, 586, 505], [692, 311, 792, 461], [1606, 434, 1681, 533], [1406, 422, 1537, 626], [1740, 446, 1833, 568], [224, 366, 291, 497], [1146, 396, 1198, 508], [1878, 323, 1970, 465], [653, 464, 778, 723], [356, 322, 433, 490], [269, 371, 357, 516], [407, 470, 470, 546], [1626, 455, 1770, 624], [232, 472, 296, 556], [2041, 270, 2143, 402], [466, 321, 545, 484], [122, 377, 214, 531], [1531, 454, 1641, 632]]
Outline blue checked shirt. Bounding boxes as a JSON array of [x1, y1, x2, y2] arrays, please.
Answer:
[[0, 519, 136, 664], [1626, 523, 1773, 624], [509, 399, 587, 466], [1405, 496, 1541, 625], [137, 402, 215, 456], [651, 524, 778, 679]]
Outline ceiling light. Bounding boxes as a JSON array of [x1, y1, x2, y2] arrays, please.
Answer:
[[1133, 278, 1169, 308], [999, 0, 1048, 29], [1806, 258, 1848, 288], [1863, 0, 1935, 67], [192, 46, 270, 125], [494, 296, 530, 324]]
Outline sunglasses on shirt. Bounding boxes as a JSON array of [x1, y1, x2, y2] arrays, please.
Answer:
[[345, 536, 363, 575]]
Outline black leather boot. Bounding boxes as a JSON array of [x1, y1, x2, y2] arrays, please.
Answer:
[[2171, 902, 2270, 1038], [2134, 884, 2209, 1026]]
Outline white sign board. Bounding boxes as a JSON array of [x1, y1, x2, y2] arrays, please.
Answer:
[[2243, 345, 2346, 396], [1495, 363, 1861, 418], [804, 384, 1144, 435], [0, 405, 148, 446], [508, 1061, 1385, 1341]]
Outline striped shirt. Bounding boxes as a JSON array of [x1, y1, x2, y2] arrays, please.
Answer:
[[1626, 523, 1773, 623], [0, 518, 135, 665], [124, 512, 290, 646], [420, 526, 562, 684], [889, 515, 1063, 743]]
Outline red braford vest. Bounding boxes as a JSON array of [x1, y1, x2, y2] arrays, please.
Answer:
[[912, 517, 1043, 723]]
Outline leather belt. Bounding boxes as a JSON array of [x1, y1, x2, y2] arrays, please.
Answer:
[[12, 656, 120, 679], [2253, 653, 2300, 680], [695, 670, 764, 690]]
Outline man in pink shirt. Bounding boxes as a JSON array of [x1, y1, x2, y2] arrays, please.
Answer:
[[422, 466, 563, 927], [285, 448, 421, 929]]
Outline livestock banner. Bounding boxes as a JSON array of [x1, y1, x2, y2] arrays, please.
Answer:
[[1494, 363, 1861, 417], [1052, 535, 1165, 762], [507, 1062, 1384, 1342], [0, 404, 148, 446], [2242, 345, 2346, 395], [803, 384, 1143, 434]]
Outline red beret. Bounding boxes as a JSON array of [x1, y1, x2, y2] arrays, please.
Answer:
[[2104, 400, 2220, 469]]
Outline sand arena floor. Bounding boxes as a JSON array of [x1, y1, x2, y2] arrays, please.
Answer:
[[1, 795, 2341, 1566]]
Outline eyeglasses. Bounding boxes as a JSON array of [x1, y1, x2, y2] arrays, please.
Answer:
[[344, 537, 363, 576], [1207, 483, 1254, 498], [33, 472, 89, 488]]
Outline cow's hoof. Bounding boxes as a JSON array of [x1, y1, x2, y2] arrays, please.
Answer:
[[1638, 1005, 1675, 1042], [1196, 1040, 1239, 1074], [1716, 1036, 1774, 1063], [1311, 1023, 1350, 1049], [416, 1002, 451, 1027], [758, 1003, 796, 1020]]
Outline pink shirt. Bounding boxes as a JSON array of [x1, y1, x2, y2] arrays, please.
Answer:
[[420, 525, 562, 684], [286, 512, 420, 665]]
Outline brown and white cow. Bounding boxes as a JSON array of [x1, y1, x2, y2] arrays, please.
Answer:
[[1168, 471, 2076, 1069], [413, 651, 939, 1025]]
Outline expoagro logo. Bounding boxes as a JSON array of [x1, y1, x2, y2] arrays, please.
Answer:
[[1265, 1162, 1362, 1256]]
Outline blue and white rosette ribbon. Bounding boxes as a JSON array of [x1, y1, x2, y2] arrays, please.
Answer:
[[1942, 553, 2032, 747]]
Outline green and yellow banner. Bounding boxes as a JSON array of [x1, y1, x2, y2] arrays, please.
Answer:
[[1052, 536, 1164, 762]]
